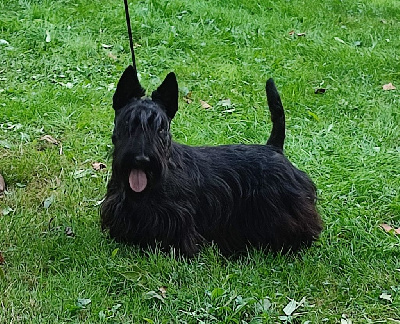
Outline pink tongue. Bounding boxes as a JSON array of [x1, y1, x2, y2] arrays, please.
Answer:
[[129, 169, 147, 192]]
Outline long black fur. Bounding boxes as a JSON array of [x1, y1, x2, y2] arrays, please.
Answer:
[[101, 66, 323, 256]]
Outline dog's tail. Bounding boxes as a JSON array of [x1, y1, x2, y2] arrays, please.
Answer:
[[266, 78, 285, 150]]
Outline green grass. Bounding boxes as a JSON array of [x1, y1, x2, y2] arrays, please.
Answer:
[[1, 0, 399, 322]]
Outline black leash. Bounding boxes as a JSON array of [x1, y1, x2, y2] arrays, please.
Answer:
[[123, 0, 136, 70]]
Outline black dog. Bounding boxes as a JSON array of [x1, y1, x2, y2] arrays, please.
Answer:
[[101, 65, 322, 256]]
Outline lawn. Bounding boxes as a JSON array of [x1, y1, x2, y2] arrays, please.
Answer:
[[1, 0, 399, 322]]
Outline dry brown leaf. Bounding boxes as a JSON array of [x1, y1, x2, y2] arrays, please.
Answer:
[[107, 52, 117, 60], [200, 100, 212, 109], [383, 83, 396, 91], [0, 174, 5, 194], [288, 30, 295, 36], [381, 223, 393, 232], [92, 162, 107, 171], [183, 91, 193, 104], [380, 224, 400, 235], [0, 252, 4, 265], [40, 135, 59, 145], [158, 286, 167, 298]]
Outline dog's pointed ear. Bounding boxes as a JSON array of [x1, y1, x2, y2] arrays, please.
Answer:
[[152, 72, 178, 119], [113, 65, 146, 110]]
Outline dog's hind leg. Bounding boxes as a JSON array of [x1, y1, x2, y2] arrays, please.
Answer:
[[266, 78, 285, 150]]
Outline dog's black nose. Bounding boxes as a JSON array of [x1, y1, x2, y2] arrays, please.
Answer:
[[135, 155, 150, 163]]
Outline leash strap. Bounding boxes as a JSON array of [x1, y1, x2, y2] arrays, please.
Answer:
[[123, 0, 136, 69]]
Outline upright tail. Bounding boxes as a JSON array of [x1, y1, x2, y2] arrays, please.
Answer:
[[266, 78, 285, 151]]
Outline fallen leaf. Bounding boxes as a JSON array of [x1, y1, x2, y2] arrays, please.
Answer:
[[77, 298, 91, 307], [380, 224, 400, 235], [283, 299, 297, 316], [0, 252, 4, 265], [111, 248, 119, 258], [217, 99, 232, 107], [2, 207, 13, 216], [66, 303, 83, 315], [40, 135, 59, 145], [73, 169, 90, 179], [183, 91, 193, 104], [107, 52, 117, 60], [288, 30, 295, 36], [92, 162, 107, 171], [307, 111, 320, 121], [0, 174, 5, 194], [200, 100, 212, 109], [314, 88, 326, 94], [383, 83, 396, 91], [183, 96, 192, 104], [379, 292, 392, 303], [45, 30, 51, 43], [381, 223, 392, 232], [43, 195, 55, 209], [341, 314, 353, 324], [0, 140, 11, 149], [256, 298, 272, 313], [282, 297, 305, 316], [222, 109, 235, 113], [334, 37, 346, 44], [30, 299, 36, 307], [65, 227, 75, 237], [158, 286, 167, 298], [121, 271, 142, 282], [120, 265, 147, 282], [211, 287, 225, 299], [144, 290, 164, 301]]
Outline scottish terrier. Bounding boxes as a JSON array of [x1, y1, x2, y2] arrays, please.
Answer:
[[101, 65, 323, 256]]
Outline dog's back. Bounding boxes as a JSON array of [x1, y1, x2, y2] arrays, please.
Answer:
[[168, 141, 321, 255]]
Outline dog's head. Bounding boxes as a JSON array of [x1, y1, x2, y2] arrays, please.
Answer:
[[111, 65, 178, 193]]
